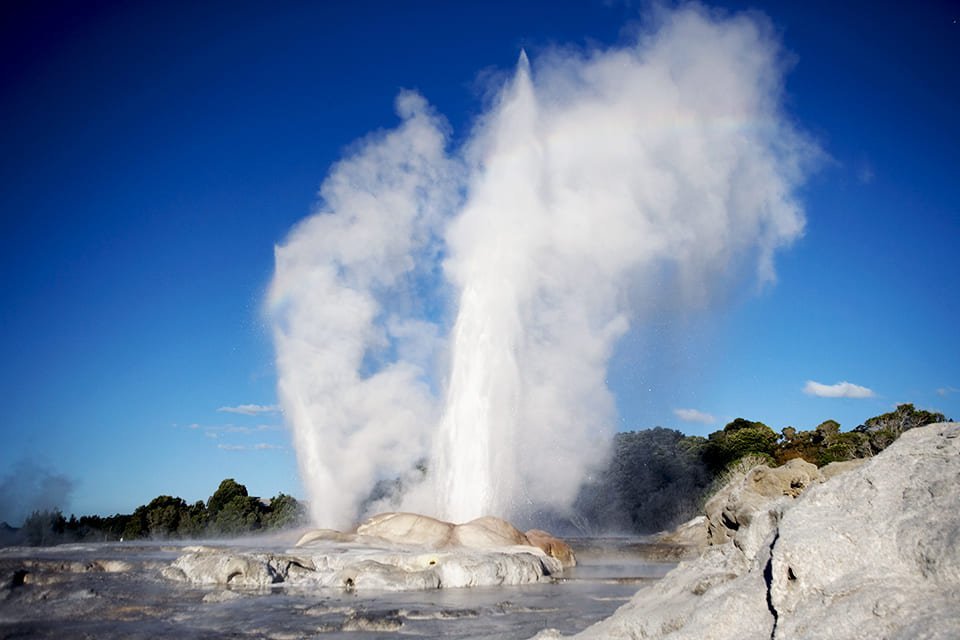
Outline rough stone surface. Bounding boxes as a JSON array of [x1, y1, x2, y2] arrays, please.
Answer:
[[449, 516, 529, 549], [164, 513, 573, 591], [355, 513, 454, 547], [550, 422, 960, 639], [163, 544, 561, 591], [525, 529, 577, 568], [655, 516, 709, 552], [704, 457, 821, 558]]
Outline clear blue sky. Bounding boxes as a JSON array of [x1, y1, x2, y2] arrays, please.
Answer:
[[1, 0, 957, 521]]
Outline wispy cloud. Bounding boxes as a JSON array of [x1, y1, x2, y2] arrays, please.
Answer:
[[803, 380, 875, 399], [673, 408, 715, 424], [216, 403, 280, 416], [937, 386, 959, 397], [182, 423, 282, 435], [217, 443, 284, 452]]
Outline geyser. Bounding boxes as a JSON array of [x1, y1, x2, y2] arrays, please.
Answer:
[[268, 6, 816, 529]]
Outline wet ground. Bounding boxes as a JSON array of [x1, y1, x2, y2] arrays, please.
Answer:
[[0, 537, 679, 639]]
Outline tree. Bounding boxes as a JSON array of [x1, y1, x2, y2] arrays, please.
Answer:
[[702, 418, 778, 473], [21, 510, 68, 546], [572, 428, 712, 534], [262, 493, 307, 530], [144, 495, 189, 538], [209, 494, 262, 535], [207, 479, 249, 517], [854, 404, 949, 454], [177, 500, 209, 537]]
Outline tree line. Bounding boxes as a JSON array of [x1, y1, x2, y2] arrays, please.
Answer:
[[570, 403, 949, 534], [3, 404, 948, 545], [5, 478, 308, 546]]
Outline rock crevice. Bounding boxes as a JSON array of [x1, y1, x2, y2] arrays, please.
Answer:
[[542, 422, 960, 639]]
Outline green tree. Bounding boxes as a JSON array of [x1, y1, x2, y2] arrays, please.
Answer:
[[702, 418, 778, 473], [207, 479, 249, 517], [209, 494, 262, 535], [262, 493, 307, 530], [177, 500, 209, 537], [854, 404, 949, 454], [572, 428, 712, 533], [144, 495, 189, 538]]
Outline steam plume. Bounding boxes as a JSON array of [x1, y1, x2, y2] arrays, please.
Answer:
[[0, 460, 74, 526], [269, 6, 816, 528]]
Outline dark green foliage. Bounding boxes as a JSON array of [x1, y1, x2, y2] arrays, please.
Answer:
[[702, 418, 778, 473], [207, 478, 249, 517], [569, 404, 948, 535], [572, 428, 712, 533], [262, 493, 308, 530], [2, 479, 308, 546], [775, 405, 949, 467], [854, 404, 948, 454], [21, 509, 69, 546], [775, 420, 869, 466], [208, 494, 263, 535]]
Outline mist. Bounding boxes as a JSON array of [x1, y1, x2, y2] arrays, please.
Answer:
[[0, 460, 74, 527], [268, 5, 817, 529]]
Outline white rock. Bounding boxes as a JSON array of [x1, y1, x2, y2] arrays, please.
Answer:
[[566, 423, 960, 639]]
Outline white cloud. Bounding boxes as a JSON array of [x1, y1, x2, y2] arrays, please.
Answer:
[[803, 380, 875, 399], [217, 404, 280, 416], [217, 443, 284, 452], [937, 386, 958, 397], [673, 408, 715, 424]]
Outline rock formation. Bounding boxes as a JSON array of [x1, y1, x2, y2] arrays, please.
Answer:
[[164, 513, 575, 592], [537, 422, 960, 639]]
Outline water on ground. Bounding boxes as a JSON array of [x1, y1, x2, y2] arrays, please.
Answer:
[[0, 536, 679, 639]]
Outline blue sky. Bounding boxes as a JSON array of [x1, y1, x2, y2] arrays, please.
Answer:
[[1, 0, 957, 521]]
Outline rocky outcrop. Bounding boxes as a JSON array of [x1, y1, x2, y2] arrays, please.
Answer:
[[163, 543, 561, 591], [165, 513, 575, 592], [704, 457, 822, 558], [540, 422, 960, 639], [524, 529, 577, 568], [355, 512, 455, 547], [307, 512, 576, 568]]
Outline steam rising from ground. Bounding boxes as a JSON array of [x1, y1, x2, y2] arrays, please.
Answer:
[[268, 6, 816, 529], [0, 460, 73, 526]]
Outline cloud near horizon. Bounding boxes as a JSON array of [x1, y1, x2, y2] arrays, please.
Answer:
[[217, 443, 284, 452], [217, 403, 280, 415], [804, 380, 875, 399], [673, 408, 716, 424]]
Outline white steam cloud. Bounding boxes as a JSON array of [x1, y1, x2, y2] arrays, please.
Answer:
[[217, 403, 280, 415], [269, 6, 816, 528], [804, 380, 875, 399]]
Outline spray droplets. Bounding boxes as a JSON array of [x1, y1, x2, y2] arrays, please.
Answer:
[[269, 6, 817, 528]]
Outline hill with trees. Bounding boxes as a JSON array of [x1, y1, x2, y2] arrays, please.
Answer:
[[3, 479, 307, 546], [569, 403, 949, 534], [2, 404, 949, 545]]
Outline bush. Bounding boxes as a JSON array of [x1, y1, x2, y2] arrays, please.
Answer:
[[854, 404, 948, 454], [702, 418, 778, 473]]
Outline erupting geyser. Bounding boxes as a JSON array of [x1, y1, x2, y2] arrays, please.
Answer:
[[268, 6, 816, 529]]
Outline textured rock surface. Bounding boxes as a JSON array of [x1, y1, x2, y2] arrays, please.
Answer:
[[545, 422, 960, 639], [164, 513, 573, 591], [163, 544, 561, 591], [704, 457, 821, 557], [355, 512, 455, 547], [525, 529, 577, 568]]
